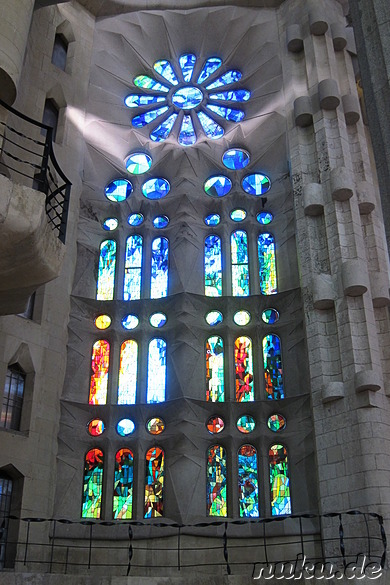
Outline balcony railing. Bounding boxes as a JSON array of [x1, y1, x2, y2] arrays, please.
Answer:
[[0, 98, 71, 244]]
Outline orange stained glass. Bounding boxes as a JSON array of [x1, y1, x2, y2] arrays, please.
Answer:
[[206, 416, 225, 434], [146, 417, 165, 435], [89, 340, 110, 404], [87, 419, 105, 436]]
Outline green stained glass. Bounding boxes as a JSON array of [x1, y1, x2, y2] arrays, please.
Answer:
[[235, 336, 254, 402], [258, 233, 277, 295], [105, 179, 132, 202], [238, 445, 259, 518], [113, 449, 133, 519], [144, 447, 164, 518], [262, 308, 279, 324], [125, 152, 152, 174], [97, 240, 116, 301], [242, 173, 271, 196], [204, 175, 232, 197], [206, 336, 224, 402], [207, 445, 227, 516], [231, 231, 249, 297], [268, 414, 286, 432], [263, 334, 284, 400], [257, 211, 273, 225], [205, 235, 222, 296], [237, 415, 256, 434], [269, 444, 291, 516], [133, 75, 169, 92], [82, 449, 103, 519], [230, 209, 247, 222]]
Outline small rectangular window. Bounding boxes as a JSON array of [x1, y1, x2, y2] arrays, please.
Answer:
[[51, 33, 68, 71], [42, 99, 59, 142], [1, 366, 25, 431]]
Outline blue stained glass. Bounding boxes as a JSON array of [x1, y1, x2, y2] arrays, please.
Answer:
[[206, 70, 242, 89], [103, 218, 118, 231], [238, 445, 259, 518], [197, 111, 224, 139], [231, 230, 249, 297], [205, 311, 223, 326], [117, 419, 135, 436], [206, 104, 244, 122], [154, 60, 179, 85], [125, 153, 152, 175], [142, 178, 170, 200], [179, 54, 196, 82], [178, 115, 196, 146], [258, 233, 277, 295], [209, 90, 250, 102], [172, 87, 203, 110], [147, 338, 167, 403], [128, 213, 144, 227], [134, 75, 169, 92], [257, 212, 273, 225], [105, 179, 132, 202], [197, 57, 222, 84], [97, 240, 116, 300], [123, 235, 142, 300], [153, 215, 169, 228], [263, 334, 284, 400], [150, 312, 167, 328], [132, 106, 169, 128], [125, 95, 166, 108], [230, 209, 247, 222], [269, 444, 291, 515], [242, 173, 271, 196], [223, 149, 250, 170], [205, 235, 222, 297], [204, 175, 232, 198], [150, 113, 178, 142], [204, 214, 220, 226], [122, 315, 139, 330], [262, 309, 279, 324], [151, 237, 169, 298]]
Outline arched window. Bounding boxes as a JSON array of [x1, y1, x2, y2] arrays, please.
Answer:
[[206, 445, 227, 517], [206, 336, 224, 402], [238, 444, 259, 518], [124, 235, 142, 300], [234, 336, 254, 402], [258, 233, 277, 295], [144, 447, 164, 518], [263, 334, 284, 400], [82, 448, 104, 518], [89, 340, 110, 405], [146, 339, 166, 403], [1, 365, 25, 430], [151, 237, 169, 298], [231, 230, 249, 296], [205, 235, 222, 296], [0, 474, 12, 569], [113, 448, 134, 519], [117, 340, 138, 405], [97, 240, 116, 300], [269, 444, 291, 516]]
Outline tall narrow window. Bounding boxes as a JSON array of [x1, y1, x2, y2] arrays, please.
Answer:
[[205, 235, 222, 296], [82, 449, 104, 518], [124, 235, 142, 300], [144, 447, 164, 518], [89, 340, 110, 405], [238, 445, 259, 518], [206, 336, 224, 402], [1, 365, 25, 430], [117, 340, 138, 405], [235, 336, 254, 402], [263, 334, 284, 399], [269, 444, 291, 516], [97, 240, 116, 300], [258, 233, 277, 295], [42, 98, 59, 142], [151, 237, 169, 298], [146, 339, 166, 403], [0, 474, 12, 569], [231, 230, 249, 296], [51, 33, 68, 70], [206, 445, 227, 517], [113, 448, 134, 519]]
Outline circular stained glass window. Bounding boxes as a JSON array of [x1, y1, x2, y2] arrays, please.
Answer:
[[122, 314, 139, 330], [172, 86, 203, 109], [204, 213, 221, 226], [87, 419, 105, 436], [205, 311, 223, 326], [125, 152, 152, 175], [257, 211, 273, 225], [153, 215, 169, 228], [206, 416, 225, 434], [267, 414, 286, 432], [142, 178, 170, 200], [222, 148, 250, 170], [237, 415, 256, 433], [150, 313, 167, 328], [117, 419, 135, 436], [146, 417, 165, 435], [261, 308, 280, 324], [230, 209, 246, 222], [204, 175, 232, 198], [105, 179, 133, 202], [95, 314, 111, 330], [233, 310, 251, 326], [242, 173, 271, 196], [102, 218, 118, 231], [128, 213, 144, 227]]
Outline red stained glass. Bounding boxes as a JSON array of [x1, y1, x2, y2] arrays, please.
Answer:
[[234, 336, 254, 402], [89, 340, 110, 405]]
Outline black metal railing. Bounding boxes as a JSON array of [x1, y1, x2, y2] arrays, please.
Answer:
[[0, 98, 71, 243]]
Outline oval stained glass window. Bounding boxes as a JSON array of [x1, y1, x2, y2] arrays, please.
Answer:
[[87, 419, 105, 436], [122, 315, 139, 330], [146, 417, 165, 435], [95, 315, 111, 330], [261, 308, 280, 324], [153, 215, 169, 229], [242, 173, 271, 196], [205, 311, 223, 326], [204, 214, 220, 226], [222, 148, 250, 170], [125, 153, 152, 175], [257, 211, 273, 225], [150, 313, 167, 328], [237, 415, 256, 434], [117, 419, 135, 436], [206, 416, 225, 434], [230, 209, 246, 222], [268, 414, 286, 432], [142, 178, 170, 200], [102, 218, 118, 231], [204, 176, 232, 198], [233, 310, 251, 326], [105, 179, 133, 202], [172, 86, 203, 109], [128, 213, 144, 227]]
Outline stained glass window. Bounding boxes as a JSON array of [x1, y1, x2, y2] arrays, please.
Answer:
[[87, 419, 105, 436], [231, 231, 249, 296], [95, 315, 111, 330], [237, 415, 256, 433], [153, 215, 169, 229], [146, 338, 166, 403], [269, 444, 291, 515], [154, 60, 179, 85], [128, 213, 144, 227], [235, 336, 254, 402], [113, 449, 133, 519], [82, 449, 103, 518], [206, 416, 224, 434], [142, 178, 170, 200], [125, 152, 152, 174], [124, 235, 142, 301], [146, 417, 165, 435], [233, 310, 251, 326], [204, 176, 232, 198], [204, 214, 220, 226], [238, 445, 259, 518], [263, 334, 284, 400], [222, 148, 250, 170], [206, 104, 245, 122], [179, 115, 196, 146], [149, 313, 167, 328], [105, 179, 132, 202], [134, 75, 169, 92], [172, 87, 203, 109], [132, 106, 169, 128], [197, 111, 224, 140], [97, 240, 116, 300], [150, 113, 178, 142], [205, 311, 223, 326], [261, 308, 279, 324], [258, 233, 277, 295], [102, 218, 118, 231], [122, 314, 139, 330], [144, 447, 164, 518], [118, 340, 138, 405], [206, 445, 227, 517], [230, 209, 246, 222], [206, 336, 224, 402], [89, 340, 110, 405], [151, 237, 169, 299], [117, 419, 135, 436], [242, 173, 271, 196], [206, 70, 242, 90], [268, 414, 286, 432], [179, 53, 196, 82], [205, 235, 222, 296], [257, 211, 273, 225], [197, 57, 222, 84], [125, 94, 166, 108]]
